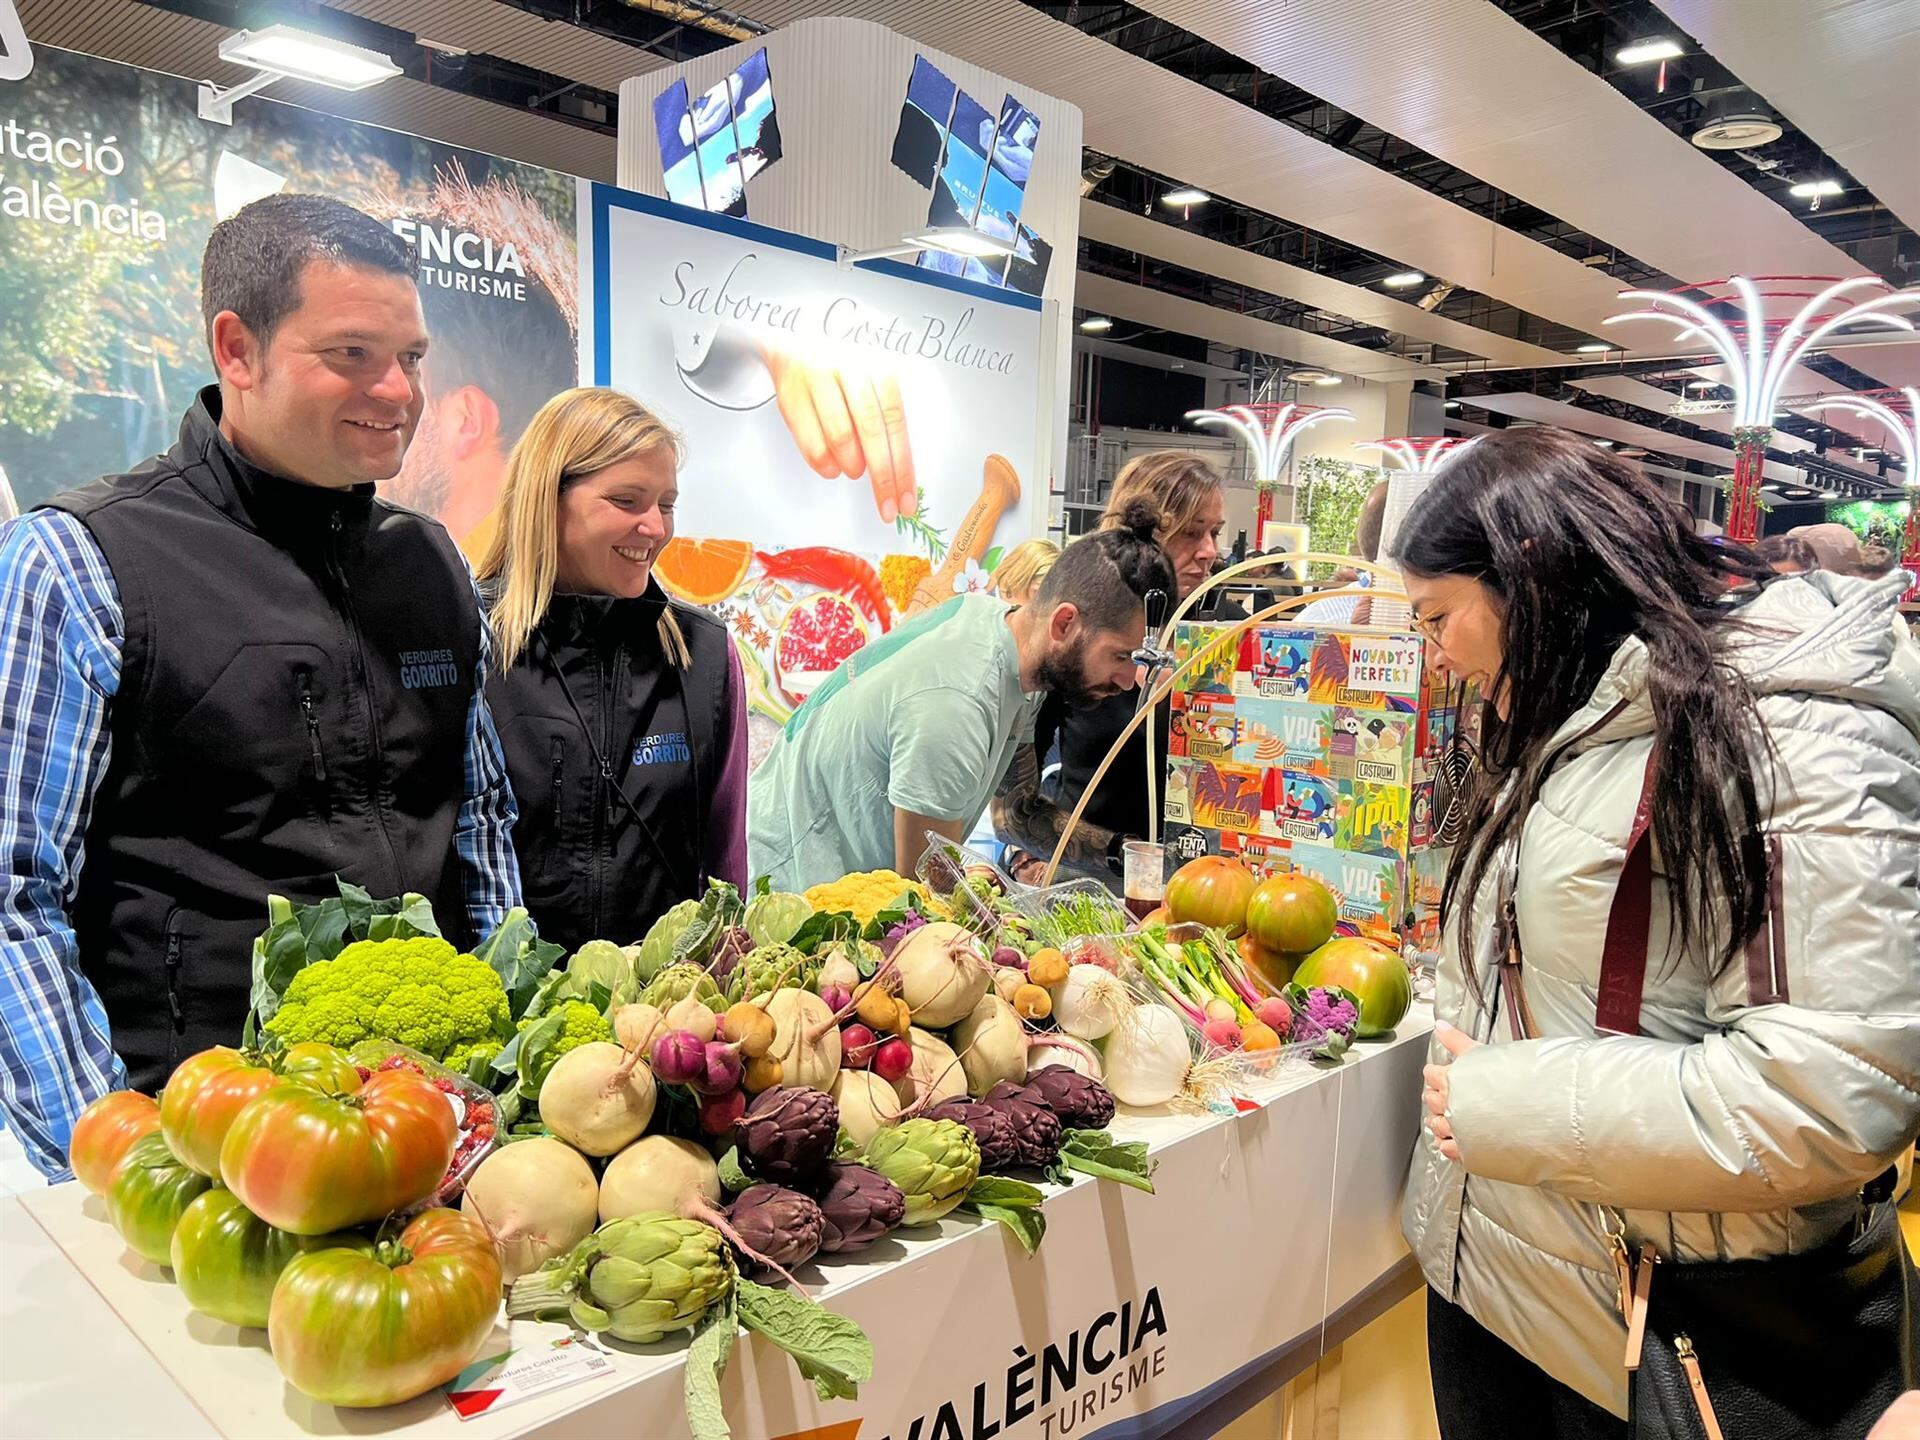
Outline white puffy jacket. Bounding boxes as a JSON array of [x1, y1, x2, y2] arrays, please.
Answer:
[[1403, 570, 1920, 1418]]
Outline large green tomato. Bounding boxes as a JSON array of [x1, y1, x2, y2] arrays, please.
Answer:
[[107, 1132, 214, 1265], [220, 1068, 456, 1235], [170, 1189, 371, 1329], [1245, 874, 1339, 957], [1165, 856, 1257, 936], [1293, 936, 1413, 1038], [160, 1043, 360, 1178], [269, 1208, 503, 1407]]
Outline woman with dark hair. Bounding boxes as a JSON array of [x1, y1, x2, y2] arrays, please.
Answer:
[[1398, 427, 1920, 1437]]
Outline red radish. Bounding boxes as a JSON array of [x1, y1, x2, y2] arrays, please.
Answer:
[[1202, 1017, 1244, 1051], [699, 1088, 747, 1136], [697, 1041, 744, 1095], [991, 946, 1026, 970], [1256, 996, 1293, 1036], [872, 1037, 914, 1084], [651, 1030, 707, 1086], [840, 1023, 879, 1069]]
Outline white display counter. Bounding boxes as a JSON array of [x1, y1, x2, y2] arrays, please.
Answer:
[[0, 1009, 1429, 1440]]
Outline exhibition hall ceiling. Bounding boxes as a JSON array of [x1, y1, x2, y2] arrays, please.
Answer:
[[20, 0, 1919, 496]]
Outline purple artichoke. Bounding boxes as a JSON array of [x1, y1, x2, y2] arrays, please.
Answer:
[[725, 1183, 825, 1275], [708, 926, 756, 986], [925, 1097, 1020, 1173], [981, 1080, 1063, 1169], [735, 1085, 840, 1185], [1019, 1068, 1116, 1132], [811, 1162, 906, 1254]]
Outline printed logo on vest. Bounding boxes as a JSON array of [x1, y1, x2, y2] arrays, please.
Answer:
[[398, 648, 462, 690], [633, 731, 690, 767]]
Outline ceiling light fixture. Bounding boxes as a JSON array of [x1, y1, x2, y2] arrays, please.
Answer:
[[1788, 179, 1844, 199], [1689, 90, 1783, 150], [202, 24, 400, 123], [1616, 38, 1683, 65], [1161, 188, 1210, 207], [1577, 342, 1611, 353], [843, 226, 1018, 266], [1078, 316, 1114, 333], [1594, 439, 1616, 447], [1313, 374, 1343, 387], [1382, 271, 1426, 289], [1444, 400, 1462, 410], [1687, 379, 1718, 390]]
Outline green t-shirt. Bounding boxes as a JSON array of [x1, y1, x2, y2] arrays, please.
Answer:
[[747, 594, 1037, 891]]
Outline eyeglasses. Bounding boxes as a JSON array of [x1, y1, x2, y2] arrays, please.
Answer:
[[1409, 575, 1482, 652]]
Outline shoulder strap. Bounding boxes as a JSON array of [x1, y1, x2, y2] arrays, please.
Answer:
[[1594, 749, 1660, 1036]]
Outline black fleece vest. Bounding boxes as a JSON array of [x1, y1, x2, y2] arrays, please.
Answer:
[[44, 390, 478, 1088], [486, 588, 729, 954]]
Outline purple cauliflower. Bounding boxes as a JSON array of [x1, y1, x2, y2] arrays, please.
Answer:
[[980, 1080, 1063, 1169], [925, 1097, 1020, 1173], [879, 911, 929, 958], [735, 1085, 840, 1185], [811, 1161, 906, 1254], [725, 1183, 825, 1276], [1019, 1068, 1116, 1132], [1285, 984, 1360, 1061]]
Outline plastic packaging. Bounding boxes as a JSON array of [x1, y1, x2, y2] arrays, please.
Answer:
[[1008, 878, 1132, 952], [1103, 924, 1308, 1077], [348, 1041, 501, 1209], [913, 832, 1014, 939]]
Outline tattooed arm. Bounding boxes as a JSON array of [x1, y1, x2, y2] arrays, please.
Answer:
[[991, 706, 1119, 884]]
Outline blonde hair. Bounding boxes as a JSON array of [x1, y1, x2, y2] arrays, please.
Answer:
[[990, 538, 1060, 604], [476, 386, 683, 670], [1099, 451, 1224, 544]]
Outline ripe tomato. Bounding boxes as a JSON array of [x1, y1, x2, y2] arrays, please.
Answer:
[[1165, 856, 1257, 936], [269, 1208, 503, 1407], [107, 1132, 214, 1265], [170, 1189, 371, 1329], [220, 1068, 457, 1235], [69, 1090, 160, 1195], [1245, 874, 1338, 956], [161, 1043, 360, 1177]]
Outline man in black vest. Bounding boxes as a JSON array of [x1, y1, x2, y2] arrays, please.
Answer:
[[0, 195, 524, 1180]]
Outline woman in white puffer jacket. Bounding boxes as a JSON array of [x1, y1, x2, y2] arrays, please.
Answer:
[[1396, 427, 1920, 1438]]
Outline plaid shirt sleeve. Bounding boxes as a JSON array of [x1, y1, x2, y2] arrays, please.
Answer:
[[456, 578, 524, 943], [0, 512, 129, 1180]]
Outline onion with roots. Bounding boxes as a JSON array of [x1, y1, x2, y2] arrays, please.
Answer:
[[538, 1041, 657, 1156], [1053, 964, 1132, 1041], [1027, 1031, 1105, 1081], [1102, 1004, 1243, 1111]]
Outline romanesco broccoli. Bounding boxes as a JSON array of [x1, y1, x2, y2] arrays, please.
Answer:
[[264, 936, 510, 1062], [516, 999, 612, 1090]]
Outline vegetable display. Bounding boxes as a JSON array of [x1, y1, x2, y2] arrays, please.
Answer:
[[263, 936, 511, 1064], [861, 1119, 980, 1227], [459, 1138, 598, 1282], [159, 1042, 359, 1177], [269, 1208, 502, 1407]]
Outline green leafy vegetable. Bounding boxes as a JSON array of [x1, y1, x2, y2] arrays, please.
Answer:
[[736, 1279, 875, 1403], [472, 907, 565, 1019], [683, 1285, 738, 1440], [961, 1175, 1048, 1255], [1048, 1130, 1158, 1193]]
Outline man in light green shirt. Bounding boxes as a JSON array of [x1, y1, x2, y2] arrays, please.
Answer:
[[749, 513, 1175, 890]]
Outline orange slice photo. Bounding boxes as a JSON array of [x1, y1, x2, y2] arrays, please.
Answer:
[[654, 537, 754, 605]]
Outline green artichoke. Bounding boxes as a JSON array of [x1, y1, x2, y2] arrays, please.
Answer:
[[726, 942, 818, 1002], [640, 961, 724, 1012], [507, 1214, 735, 1343], [862, 1119, 980, 1227]]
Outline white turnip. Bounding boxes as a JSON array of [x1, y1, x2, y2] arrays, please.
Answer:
[[764, 987, 843, 1091], [461, 1138, 598, 1281], [538, 1041, 657, 1156], [598, 1135, 722, 1223], [891, 922, 991, 1028], [612, 1001, 668, 1053], [1028, 1032, 1105, 1081], [832, 1070, 903, 1147], [1053, 964, 1131, 1041], [950, 995, 1028, 1097], [992, 967, 1025, 1004], [664, 994, 718, 1044], [817, 954, 859, 993], [893, 1027, 967, 1107]]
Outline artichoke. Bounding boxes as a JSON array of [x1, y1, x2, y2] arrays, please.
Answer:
[[726, 1184, 825, 1275], [506, 1213, 734, 1344], [982, 1081, 1064, 1170], [708, 926, 755, 987], [727, 942, 819, 1002], [1018, 1069, 1116, 1132], [925, 1097, 1020, 1173], [862, 1119, 980, 1227], [811, 1162, 906, 1254], [736, 1085, 840, 1186], [640, 961, 723, 1011]]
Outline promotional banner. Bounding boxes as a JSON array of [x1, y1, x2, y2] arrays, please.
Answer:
[[585, 183, 1049, 754], [0, 45, 580, 540]]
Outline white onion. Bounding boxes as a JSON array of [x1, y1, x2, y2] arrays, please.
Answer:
[[1101, 1005, 1192, 1108], [1053, 963, 1131, 1041]]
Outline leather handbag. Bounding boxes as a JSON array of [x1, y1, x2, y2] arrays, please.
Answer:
[[1496, 751, 1920, 1439]]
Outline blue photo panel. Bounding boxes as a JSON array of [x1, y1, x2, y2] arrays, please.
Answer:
[[690, 71, 748, 217], [976, 95, 1038, 246], [652, 79, 706, 210], [891, 53, 957, 186], [929, 90, 994, 230], [728, 48, 781, 184]]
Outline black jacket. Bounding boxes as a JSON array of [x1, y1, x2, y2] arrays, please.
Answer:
[[486, 585, 732, 954], [43, 389, 478, 1088]]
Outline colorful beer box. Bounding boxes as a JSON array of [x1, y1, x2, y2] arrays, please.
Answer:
[[1165, 824, 1219, 867], [1264, 769, 1341, 844], [1238, 628, 1316, 700], [1172, 621, 1240, 695], [1337, 781, 1410, 859], [1410, 780, 1437, 849], [1172, 693, 1239, 762], [1187, 758, 1264, 834], [1164, 758, 1194, 826], [1280, 843, 1406, 941], [1349, 710, 1413, 786], [1234, 698, 1332, 775]]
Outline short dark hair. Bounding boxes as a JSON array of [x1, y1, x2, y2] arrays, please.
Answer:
[[200, 194, 417, 357], [1036, 498, 1177, 632], [1355, 480, 1390, 561], [413, 242, 574, 448], [1755, 534, 1818, 571]]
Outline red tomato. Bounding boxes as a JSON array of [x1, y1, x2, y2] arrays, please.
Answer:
[[1165, 856, 1257, 936], [161, 1043, 360, 1177], [269, 1208, 503, 1407], [220, 1069, 456, 1235], [69, 1090, 160, 1195]]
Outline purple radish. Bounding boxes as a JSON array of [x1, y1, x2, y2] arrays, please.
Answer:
[[698, 1040, 745, 1095], [651, 1029, 708, 1086]]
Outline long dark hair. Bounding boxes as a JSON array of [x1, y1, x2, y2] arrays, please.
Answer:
[[1396, 427, 1776, 985]]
